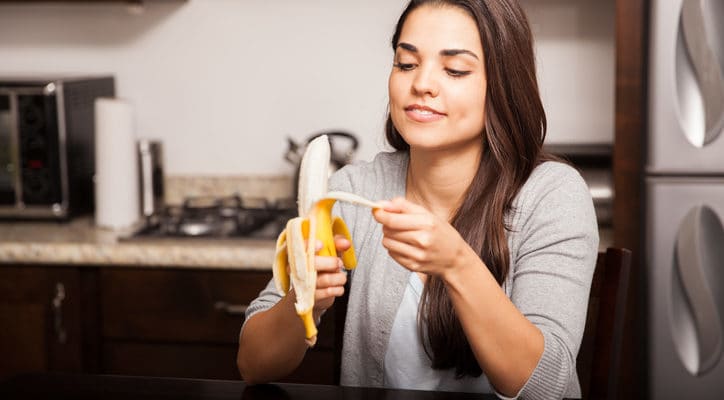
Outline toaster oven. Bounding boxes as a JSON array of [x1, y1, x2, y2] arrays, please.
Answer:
[[0, 76, 115, 219]]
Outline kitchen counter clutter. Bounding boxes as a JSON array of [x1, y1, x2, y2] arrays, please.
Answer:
[[0, 217, 276, 270]]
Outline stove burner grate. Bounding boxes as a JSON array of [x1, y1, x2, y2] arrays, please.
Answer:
[[129, 195, 296, 240]]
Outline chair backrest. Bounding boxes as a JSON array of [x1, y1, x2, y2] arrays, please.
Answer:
[[577, 247, 632, 400]]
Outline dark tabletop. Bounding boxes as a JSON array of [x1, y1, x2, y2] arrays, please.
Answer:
[[0, 373, 498, 400]]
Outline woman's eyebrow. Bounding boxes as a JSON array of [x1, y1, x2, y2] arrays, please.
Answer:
[[397, 42, 479, 60], [397, 42, 418, 52], [440, 48, 479, 60]]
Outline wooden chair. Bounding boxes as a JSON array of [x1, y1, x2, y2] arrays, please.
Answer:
[[577, 247, 633, 400]]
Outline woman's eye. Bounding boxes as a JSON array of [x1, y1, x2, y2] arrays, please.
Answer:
[[446, 68, 472, 77], [393, 63, 416, 71]]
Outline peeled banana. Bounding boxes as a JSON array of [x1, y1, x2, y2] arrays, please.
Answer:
[[273, 135, 380, 347]]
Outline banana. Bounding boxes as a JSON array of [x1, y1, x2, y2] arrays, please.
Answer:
[[273, 135, 380, 347]]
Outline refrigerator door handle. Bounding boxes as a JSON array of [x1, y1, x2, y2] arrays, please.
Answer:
[[672, 205, 724, 376]]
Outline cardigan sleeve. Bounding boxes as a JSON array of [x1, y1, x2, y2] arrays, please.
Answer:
[[241, 278, 282, 336], [509, 163, 599, 399]]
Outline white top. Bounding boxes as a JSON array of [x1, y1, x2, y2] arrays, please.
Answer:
[[383, 273, 502, 394]]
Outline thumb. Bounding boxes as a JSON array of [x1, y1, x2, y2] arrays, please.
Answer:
[[391, 196, 428, 214]]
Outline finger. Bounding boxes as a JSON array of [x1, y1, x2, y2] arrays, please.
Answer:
[[390, 196, 429, 213], [381, 236, 426, 263], [378, 199, 402, 213], [316, 271, 347, 289], [382, 227, 433, 249], [334, 235, 351, 252], [316, 286, 345, 299], [387, 250, 421, 272], [305, 239, 324, 253], [374, 209, 435, 231], [315, 255, 342, 272]]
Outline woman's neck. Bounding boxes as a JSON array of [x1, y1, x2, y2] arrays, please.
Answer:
[[406, 143, 482, 220]]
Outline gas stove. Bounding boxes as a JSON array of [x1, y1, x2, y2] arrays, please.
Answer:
[[125, 195, 297, 241]]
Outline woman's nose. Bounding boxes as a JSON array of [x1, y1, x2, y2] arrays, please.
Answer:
[[411, 66, 439, 97]]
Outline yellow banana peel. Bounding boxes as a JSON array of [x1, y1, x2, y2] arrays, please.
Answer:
[[272, 135, 380, 347]]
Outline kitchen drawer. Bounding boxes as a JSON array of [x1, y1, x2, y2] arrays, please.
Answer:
[[100, 268, 336, 349], [101, 268, 267, 344], [0, 266, 86, 379]]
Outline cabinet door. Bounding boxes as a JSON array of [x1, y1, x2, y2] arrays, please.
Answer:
[[100, 268, 338, 383], [0, 266, 83, 379]]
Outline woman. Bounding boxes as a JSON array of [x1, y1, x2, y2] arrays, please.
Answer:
[[237, 1, 598, 399]]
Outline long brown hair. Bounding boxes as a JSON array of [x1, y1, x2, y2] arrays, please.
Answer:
[[386, 0, 554, 378]]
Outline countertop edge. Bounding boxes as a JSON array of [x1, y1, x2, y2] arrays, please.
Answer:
[[0, 241, 275, 271]]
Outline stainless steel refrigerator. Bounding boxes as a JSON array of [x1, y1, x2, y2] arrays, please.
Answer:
[[647, 0, 724, 398]]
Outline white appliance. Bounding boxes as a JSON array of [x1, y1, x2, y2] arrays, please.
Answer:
[[647, 1, 724, 399]]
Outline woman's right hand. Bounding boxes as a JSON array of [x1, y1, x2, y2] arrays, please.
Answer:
[[239, 236, 350, 385], [312, 235, 351, 318]]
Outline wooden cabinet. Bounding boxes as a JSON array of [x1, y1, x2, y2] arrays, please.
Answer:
[[0, 265, 341, 385], [613, 0, 647, 399], [98, 268, 339, 384], [0, 267, 88, 380]]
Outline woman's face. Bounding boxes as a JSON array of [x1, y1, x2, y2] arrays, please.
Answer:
[[388, 5, 487, 153]]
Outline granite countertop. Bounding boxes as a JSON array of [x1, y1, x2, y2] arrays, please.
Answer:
[[0, 217, 276, 271]]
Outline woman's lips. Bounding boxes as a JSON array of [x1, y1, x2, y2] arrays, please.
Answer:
[[404, 105, 445, 123]]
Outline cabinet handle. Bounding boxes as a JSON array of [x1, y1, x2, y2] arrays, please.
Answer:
[[52, 282, 67, 344], [214, 301, 248, 316]]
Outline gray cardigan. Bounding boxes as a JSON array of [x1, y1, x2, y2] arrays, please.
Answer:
[[243, 151, 599, 399]]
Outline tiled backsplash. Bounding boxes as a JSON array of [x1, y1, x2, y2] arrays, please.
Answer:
[[164, 175, 294, 205]]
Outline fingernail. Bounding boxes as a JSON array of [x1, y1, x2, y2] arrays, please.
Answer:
[[316, 240, 323, 251]]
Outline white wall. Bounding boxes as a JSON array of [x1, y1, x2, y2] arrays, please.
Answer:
[[0, 0, 614, 176]]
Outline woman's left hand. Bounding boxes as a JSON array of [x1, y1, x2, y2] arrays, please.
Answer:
[[372, 197, 468, 278]]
